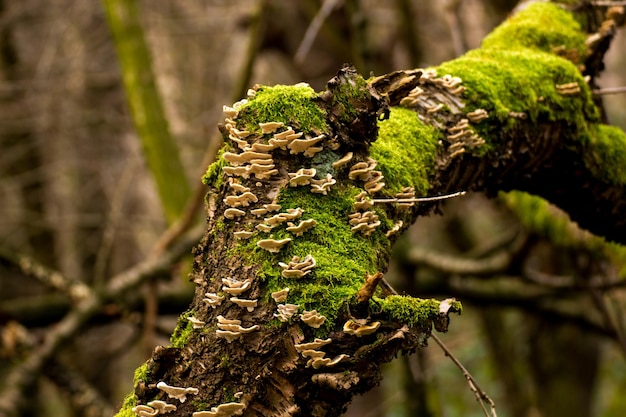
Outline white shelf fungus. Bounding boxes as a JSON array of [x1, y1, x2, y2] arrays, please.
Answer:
[[300, 310, 326, 328], [257, 238, 292, 253], [286, 219, 318, 236], [203, 293, 224, 309], [192, 402, 245, 417], [156, 382, 199, 403], [271, 287, 290, 302], [274, 303, 299, 322], [230, 297, 258, 312]]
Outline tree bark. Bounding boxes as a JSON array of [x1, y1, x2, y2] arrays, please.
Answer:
[[116, 3, 626, 417]]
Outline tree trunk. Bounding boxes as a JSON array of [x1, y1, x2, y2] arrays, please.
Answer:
[[116, 3, 625, 416]]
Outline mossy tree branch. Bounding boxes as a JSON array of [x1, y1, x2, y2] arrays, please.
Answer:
[[115, 3, 625, 417], [102, 0, 191, 224]]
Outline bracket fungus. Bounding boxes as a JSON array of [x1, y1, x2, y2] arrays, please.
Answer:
[[203, 293, 224, 308], [294, 338, 332, 352], [229, 182, 250, 193], [271, 287, 290, 302], [466, 108, 489, 123], [300, 310, 326, 328], [224, 208, 246, 220], [348, 159, 377, 181], [274, 303, 299, 322], [223, 192, 259, 207], [363, 171, 385, 194], [223, 151, 272, 166], [288, 168, 317, 187], [230, 297, 258, 312], [221, 278, 252, 295], [223, 105, 238, 119], [216, 315, 259, 342], [386, 220, 404, 238], [156, 382, 199, 403], [343, 320, 381, 336], [279, 255, 317, 278], [256, 238, 292, 253], [288, 134, 325, 156], [286, 219, 318, 236], [259, 121, 284, 134], [147, 400, 176, 414], [192, 402, 246, 417], [395, 187, 415, 207], [132, 405, 159, 417], [310, 174, 336, 195], [233, 230, 254, 240], [349, 211, 381, 236], [331, 152, 353, 170], [187, 316, 206, 329], [556, 81, 581, 95], [309, 354, 350, 369], [353, 191, 374, 211], [255, 223, 274, 233]]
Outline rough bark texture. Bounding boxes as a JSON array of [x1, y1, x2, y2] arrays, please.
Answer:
[[116, 3, 626, 417]]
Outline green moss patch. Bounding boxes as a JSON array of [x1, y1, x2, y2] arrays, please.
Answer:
[[585, 124, 626, 185], [169, 310, 195, 348], [237, 84, 328, 135], [372, 107, 440, 195], [375, 295, 462, 328]]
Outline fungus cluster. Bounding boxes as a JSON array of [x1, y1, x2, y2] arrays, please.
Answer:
[[353, 191, 373, 211], [192, 402, 245, 417], [466, 108, 489, 123], [156, 382, 199, 403], [279, 255, 317, 278], [203, 292, 224, 308], [132, 400, 177, 417], [348, 211, 381, 236], [271, 287, 290, 302], [216, 315, 260, 343], [257, 238, 292, 253], [274, 303, 300, 322], [286, 219, 318, 236], [446, 118, 485, 159], [349, 158, 385, 194], [556, 81, 581, 95], [300, 310, 326, 328], [310, 174, 336, 195], [230, 297, 258, 312], [331, 152, 353, 170], [343, 319, 381, 336], [188, 316, 206, 329], [394, 187, 415, 207], [293, 337, 347, 369], [386, 220, 404, 238], [289, 168, 316, 186]]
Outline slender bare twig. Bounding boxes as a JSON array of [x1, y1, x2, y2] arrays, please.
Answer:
[[295, 0, 342, 65], [593, 86, 626, 95], [431, 333, 498, 417], [372, 191, 467, 204], [382, 276, 497, 417]]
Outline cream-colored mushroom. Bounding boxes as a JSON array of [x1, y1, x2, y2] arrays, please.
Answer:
[[466, 108, 489, 123], [224, 208, 246, 219], [288, 135, 325, 155], [331, 152, 353, 169], [300, 310, 326, 328], [188, 316, 206, 329], [147, 400, 177, 414], [349, 159, 377, 180], [203, 293, 224, 309], [271, 287, 290, 302], [310, 174, 336, 195], [223, 105, 238, 119], [308, 354, 350, 369], [395, 187, 415, 207], [343, 320, 381, 336], [229, 182, 250, 193], [156, 382, 199, 403], [259, 121, 284, 134], [274, 303, 299, 322], [230, 297, 258, 312], [449, 118, 469, 132], [556, 82, 580, 95], [223, 166, 250, 178], [192, 402, 246, 417], [279, 255, 316, 278], [234, 231, 254, 240], [273, 127, 295, 139], [249, 142, 275, 152], [257, 238, 292, 253], [223, 151, 272, 166], [217, 315, 241, 325], [364, 171, 384, 194], [248, 163, 278, 179], [230, 128, 251, 138], [250, 208, 268, 216], [133, 405, 159, 417], [268, 137, 289, 149], [222, 279, 252, 295], [301, 349, 326, 359], [294, 338, 332, 352], [353, 191, 373, 211], [255, 223, 274, 233], [286, 219, 318, 236], [223, 192, 258, 207], [426, 102, 445, 113], [386, 220, 404, 238], [215, 329, 242, 343], [264, 203, 281, 212], [288, 168, 316, 186]]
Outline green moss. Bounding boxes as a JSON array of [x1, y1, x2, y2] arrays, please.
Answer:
[[585, 125, 626, 185], [202, 146, 229, 187], [436, 2, 598, 152], [237, 184, 392, 333], [376, 295, 462, 328], [372, 107, 440, 195], [133, 363, 149, 385], [502, 191, 626, 276], [481, 3, 586, 58], [219, 355, 231, 369], [169, 310, 194, 348], [113, 393, 137, 417], [237, 84, 328, 135]]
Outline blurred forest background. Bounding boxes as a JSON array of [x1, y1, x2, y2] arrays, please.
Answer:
[[1, 1, 626, 416]]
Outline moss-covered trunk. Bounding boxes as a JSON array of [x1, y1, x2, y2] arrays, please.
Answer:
[[116, 3, 626, 417]]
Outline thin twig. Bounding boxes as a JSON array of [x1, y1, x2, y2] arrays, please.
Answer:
[[295, 0, 342, 65], [431, 333, 498, 417], [593, 86, 626, 95], [372, 190, 466, 204]]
